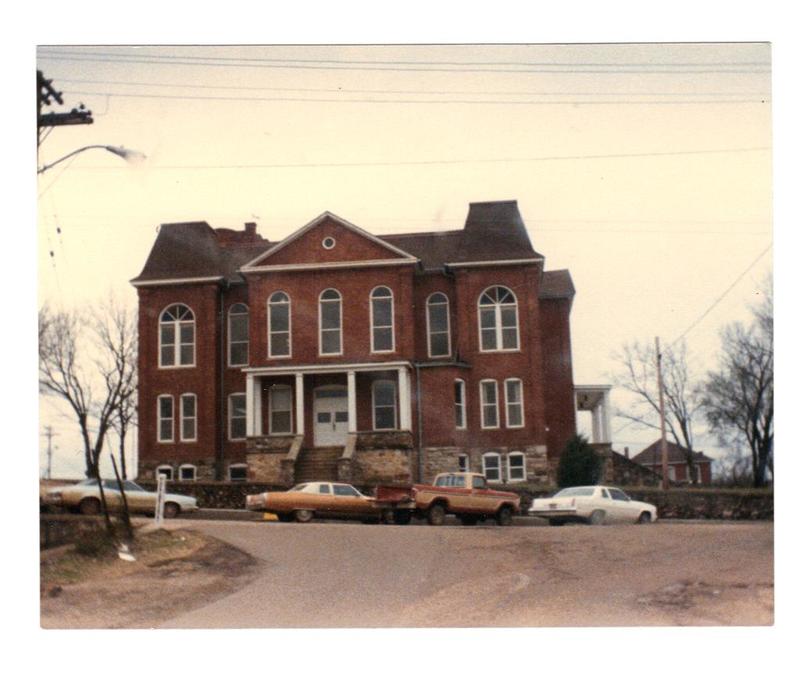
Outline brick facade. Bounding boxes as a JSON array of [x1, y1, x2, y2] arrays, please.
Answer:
[[133, 202, 577, 487]]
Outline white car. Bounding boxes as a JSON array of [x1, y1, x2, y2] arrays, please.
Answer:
[[529, 485, 657, 525]]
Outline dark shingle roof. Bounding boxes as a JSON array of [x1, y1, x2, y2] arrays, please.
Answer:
[[539, 270, 575, 300], [632, 441, 714, 466], [132, 201, 553, 285]]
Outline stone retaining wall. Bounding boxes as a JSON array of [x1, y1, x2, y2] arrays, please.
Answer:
[[137, 481, 285, 509]]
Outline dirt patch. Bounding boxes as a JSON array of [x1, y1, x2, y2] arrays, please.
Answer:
[[40, 528, 260, 629]]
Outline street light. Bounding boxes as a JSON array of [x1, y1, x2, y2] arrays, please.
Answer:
[[37, 144, 146, 174]]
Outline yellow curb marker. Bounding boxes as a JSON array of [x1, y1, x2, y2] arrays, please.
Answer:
[[263, 513, 278, 521]]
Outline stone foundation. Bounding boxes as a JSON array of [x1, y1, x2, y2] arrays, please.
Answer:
[[246, 452, 283, 483], [137, 459, 216, 481], [352, 449, 413, 485]]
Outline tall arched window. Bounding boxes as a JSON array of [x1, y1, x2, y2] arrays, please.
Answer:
[[426, 292, 451, 357], [478, 286, 519, 351], [159, 304, 195, 367], [268, 292, 291, 358], [228, 303, 249, 366], [370, 286, 395, 353], [319, 289, 342, 355]]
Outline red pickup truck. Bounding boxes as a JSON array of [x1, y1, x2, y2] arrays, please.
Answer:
[[374, 472, 520, 526]]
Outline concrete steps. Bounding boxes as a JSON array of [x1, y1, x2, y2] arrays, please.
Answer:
[[294, 447, 343, 483]]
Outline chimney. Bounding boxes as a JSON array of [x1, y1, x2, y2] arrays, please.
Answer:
[[244, 221, 257, 237], [624, 447, 629, 459]]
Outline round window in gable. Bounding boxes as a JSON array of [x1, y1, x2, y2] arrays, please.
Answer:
[[322, 236, 336, 250]]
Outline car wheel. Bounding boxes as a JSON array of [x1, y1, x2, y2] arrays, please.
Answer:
[[163, 502, 180, 519], [460, 515, 478, 526], [637, 511, 652, 524], [79, 497, 101, 515], [394, 510, 412, 525], [496, 506, 513, 527], [294, 509, 314, 523], [588, 510, 605, 525], [427, 503, 446, 526]]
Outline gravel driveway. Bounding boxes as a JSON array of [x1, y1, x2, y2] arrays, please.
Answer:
[[160, 520, 773, 628]]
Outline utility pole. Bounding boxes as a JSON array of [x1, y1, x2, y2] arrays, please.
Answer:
[[43, 426, 56, 479], [655, 337, 669, 490], [37, 70, 93, 147]]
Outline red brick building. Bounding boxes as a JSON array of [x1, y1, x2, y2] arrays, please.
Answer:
[[631, 441, 714, 485], [131, 200, 577, 486]]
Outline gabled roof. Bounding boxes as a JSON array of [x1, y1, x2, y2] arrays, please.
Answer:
[[241, 211, 418, 271], [632, 440, 714, 466]]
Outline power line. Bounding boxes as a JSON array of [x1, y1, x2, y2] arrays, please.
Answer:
[[37, 51, 770, 75], [63, 88, 770, 106], [71, 145, 771, 172], [670, 242, 773, 346], [55, 76, 771, 99]]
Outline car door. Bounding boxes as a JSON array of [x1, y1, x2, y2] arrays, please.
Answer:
[[608, 488, 638, 522], [122, 481, 156, 513], [331, 484, 372, 518]]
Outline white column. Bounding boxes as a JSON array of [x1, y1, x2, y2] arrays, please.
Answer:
[[245, 374, 255, 437], [347, 370, 357, 433], [398, 367, 411, 431], [602, 391, 612, 444], [591, 404, 602, 443], [295, 373, 305, 435], [255, 378, 264, 436]]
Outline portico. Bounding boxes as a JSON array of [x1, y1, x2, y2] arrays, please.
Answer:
[[243, 361, 413, 446]]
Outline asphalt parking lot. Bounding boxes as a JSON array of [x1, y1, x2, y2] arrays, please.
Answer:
[[161, 518, 773, 628]]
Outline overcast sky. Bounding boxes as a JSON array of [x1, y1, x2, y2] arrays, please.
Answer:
[[35, 42, 772, 478]]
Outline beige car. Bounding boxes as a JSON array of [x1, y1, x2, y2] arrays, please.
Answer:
[[246, 482, 380, 523], [43, 479, 199, 518]]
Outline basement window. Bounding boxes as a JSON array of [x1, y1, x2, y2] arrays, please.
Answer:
[[228, 464, 248, 482]]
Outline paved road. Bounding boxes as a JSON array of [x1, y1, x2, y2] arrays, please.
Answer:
[[161, 520, 773, 628]]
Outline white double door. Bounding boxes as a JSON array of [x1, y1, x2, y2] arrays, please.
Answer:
[[313, 386, 350, 447]]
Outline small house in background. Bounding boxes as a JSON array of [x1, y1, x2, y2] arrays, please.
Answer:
[[632, 440, 713, 485]]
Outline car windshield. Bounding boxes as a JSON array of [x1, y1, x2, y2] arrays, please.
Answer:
[[554, 487, 596, 498]]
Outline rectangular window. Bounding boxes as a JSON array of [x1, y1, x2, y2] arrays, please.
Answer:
[[179, 465, 196, 481], [504, 379, 524, 428], [269, 385, 293, 434], [157, 396, 174, 442], [180, 394, 197, 441], [179, 323, 195, 365], [454, 380, 466, 429], [320, 299, 342, 355], [160, 325, 175, 366], [229, 465, 248, 482], [427, 295, 451, 357], [482, 454, 501, 482], [373, 381, 397, 430], [480, 308, 497, 351], [229, 393, 247, 441], [480, 380, 499, 429], [507, 453, 526, 481], [269, 301, 291, 357], [371, 293, 394, 352], [229, 307, 249, 366], [458, 454, 469, 473]]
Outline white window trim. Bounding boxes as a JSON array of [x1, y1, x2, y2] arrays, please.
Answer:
[[426, 292, 451, 358], [369, 286, 396, 354], [178, 464, 197, 482], [268, 292, 292, 359], [372, 379, 398, 431], [504, 378, 525, 429], [158, 303, 196, 369], [228, 392, 247, 442], [157, 395, 174, 443], [318, 288, 343, 357], [179, 393, 198, 442], [507, 451, 527, 482], [228, 303, 250, 367], [156, 464, 173, 480], [477, 286, 520, 353], [454, 379, 467, 430], [228, 464, 248, 481], [479, 379, 500, 430], [269, 384, 294, 435], [482, 452, 502, 482]]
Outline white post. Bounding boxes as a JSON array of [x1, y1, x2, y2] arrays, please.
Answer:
[[295, 373, 305, 435], [398, 367, 411, 431], [246, 374, 255, 437], [347, 370, 357, 433], [591, 403, 602, 443], [602, 391, 612, 444], [254, 377, 263, 436], [154, 473, 166, 527]]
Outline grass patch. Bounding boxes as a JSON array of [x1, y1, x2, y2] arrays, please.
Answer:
[[41, 529, 204, 587]]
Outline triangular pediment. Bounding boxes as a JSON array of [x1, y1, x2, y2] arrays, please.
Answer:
[[241, 212, 418, 271]]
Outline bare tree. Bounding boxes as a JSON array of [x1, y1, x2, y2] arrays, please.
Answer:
[[39, 297, 137, 478], [611, 339, 703, 481], [702, 282, 773, 487]]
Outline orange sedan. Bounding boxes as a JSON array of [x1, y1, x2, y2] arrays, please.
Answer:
[[245, 481, 381, 523]]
